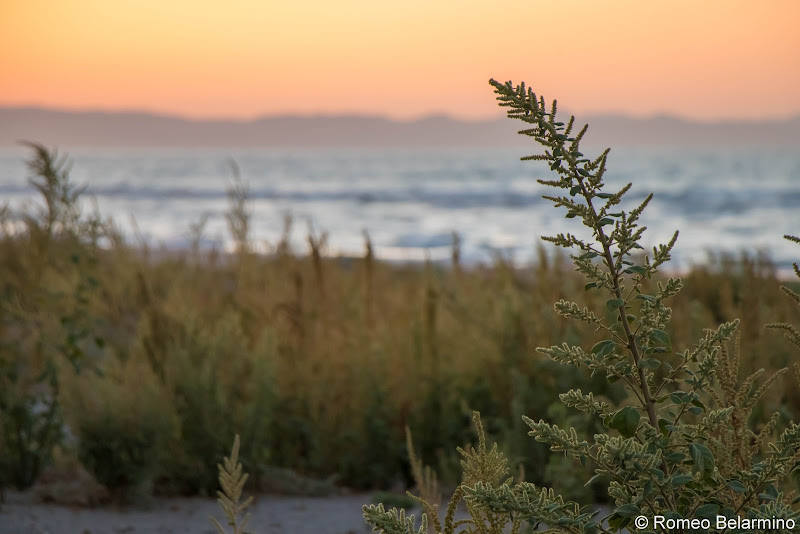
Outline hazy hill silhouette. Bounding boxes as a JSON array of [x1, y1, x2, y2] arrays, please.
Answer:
[[1, 107, 799, 147]]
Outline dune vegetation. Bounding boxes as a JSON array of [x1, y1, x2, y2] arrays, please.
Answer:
[[0, 105, 798, 521]]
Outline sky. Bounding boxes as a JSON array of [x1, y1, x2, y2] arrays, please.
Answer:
[[1, 0, 799, 121]]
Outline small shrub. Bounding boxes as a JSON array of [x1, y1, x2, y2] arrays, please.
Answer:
[[0, 359, 62, 489], [63, 357, 175, 501], [153, 312, 273, 495], [0, 143, 99, 490], [31, 445, 110, 506]]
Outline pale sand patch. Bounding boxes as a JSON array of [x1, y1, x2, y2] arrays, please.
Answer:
[[0, 491, 378, 534]]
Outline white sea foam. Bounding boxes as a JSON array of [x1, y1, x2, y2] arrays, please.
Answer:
[[0, 146, 797, 272]]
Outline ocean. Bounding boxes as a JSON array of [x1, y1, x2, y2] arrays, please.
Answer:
[[0, 145, 798, 273]]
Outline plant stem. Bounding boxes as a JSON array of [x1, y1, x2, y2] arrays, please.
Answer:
[[578, 180, 659, 430]]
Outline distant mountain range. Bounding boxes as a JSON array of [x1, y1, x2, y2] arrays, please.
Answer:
[[1, 107, 799, 147]]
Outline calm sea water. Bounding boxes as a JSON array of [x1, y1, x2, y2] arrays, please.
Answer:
[[0, 146, 798, 272]]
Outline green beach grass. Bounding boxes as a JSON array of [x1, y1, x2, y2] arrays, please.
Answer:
[[0, 141, 798, 507]]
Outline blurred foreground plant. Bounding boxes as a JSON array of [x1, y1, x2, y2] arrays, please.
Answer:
[[211, 434, 254, 534]]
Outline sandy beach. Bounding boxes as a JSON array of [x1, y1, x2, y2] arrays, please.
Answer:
[[0, 491, 377, 534]]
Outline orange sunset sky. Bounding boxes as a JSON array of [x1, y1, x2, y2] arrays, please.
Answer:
[[1, 0, 799, 121]]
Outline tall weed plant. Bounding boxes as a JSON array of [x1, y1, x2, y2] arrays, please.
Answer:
[[365, 80, 800, 533]]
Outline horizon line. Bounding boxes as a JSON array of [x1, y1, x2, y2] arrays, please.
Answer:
[[2, 104, 799, 126]]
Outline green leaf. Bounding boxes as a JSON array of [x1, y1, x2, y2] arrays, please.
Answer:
[[688, 406, 703, 415], [695, 504, 719, 519], [689, 443, 714, 474], [670, 393, 685, 405], [605, 298, 625, 313], [658, 418, 670, 435], [596, 192, 613, 199], [608, 406, 640, 438], [727, 480, 747, 493], [665, 452, 686, 464], [691, 399, 706, 409], [598, 217, 614, 226], [607, 516, 626, 530], [570, 185, 581, 196], [649, 329, 671, 349], [591, 340, 616, 357], [638, 358, 661, 370], [764, 484, 779, 498], [671, 474, 693, 485], [623, 265, 647, 276], [615, 503, 640, 518], [635, 294, 656, 303]]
